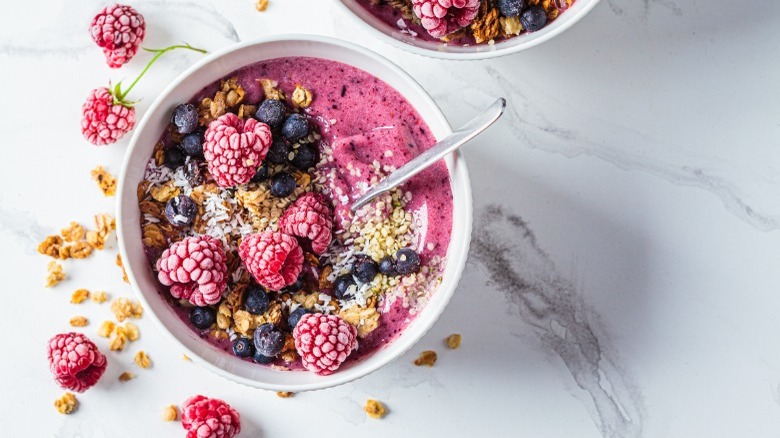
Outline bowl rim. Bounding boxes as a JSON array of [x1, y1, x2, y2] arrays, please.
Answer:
[[332, 0, 602, 60], [116, 34, 473, 391]]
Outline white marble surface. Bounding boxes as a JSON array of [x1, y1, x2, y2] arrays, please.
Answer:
[[1, 0, 779, 436]]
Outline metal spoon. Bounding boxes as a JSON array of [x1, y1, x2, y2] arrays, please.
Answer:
[[350, 97, 506, 212]]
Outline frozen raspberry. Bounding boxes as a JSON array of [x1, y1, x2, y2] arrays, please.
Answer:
[[412, 0, 480, 38], [238, 231, 303, 291], [204, 113, 273, 188], [181, 395, 241, 438], [293, 313, 358, 376], [89, 4, 146, 68], [156, 235, 228, 306], [47, 332, 107, 393], [81, 87, 136, 146], [279, 192, 333, 254]]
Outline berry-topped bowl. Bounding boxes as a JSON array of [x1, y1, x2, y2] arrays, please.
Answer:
[[117, 35, 472, 391], [335, 0, 601, 59]]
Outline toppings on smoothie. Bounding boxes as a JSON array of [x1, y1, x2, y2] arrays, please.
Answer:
[[180, 133, 204, 157], [497, 0, 525, 16], [291, 85, 313, 109], [293, 313, 358, 375], [470, 0, 501, 43], [47, 332, 107, 393], [281, 113, 310, 143], [157, 235, 228, 306], [255, 98, 287, 128], [270, 171, 297, 197], [203, 113, 273, 188], [254, 323, 286, 357], [171, 103, 199, 135], [446, 333, 462, 349], [279, 192, 333, 254], [244, 284, 270, 314], [89, 4, 145, 68], [411, 0, 481, 38], [395, 248, 421, 275], [165, 195, 198, 227], [190, 306, 217, 329], [291, 143, 318, 170], [352, 254, 380, 283], [239, 231, 303, 291], [91, 166, 117, 196], [413, 350, 438, 366], [232, 337, 255, 358], [287, 307, 310, 330], [519, 5, 547, 31], [364, 399, 387, 419], [54, 392, 78, 415], [334, 274, 357, 300], [181, 395, 241, 438], [164, 146, 186, 169]]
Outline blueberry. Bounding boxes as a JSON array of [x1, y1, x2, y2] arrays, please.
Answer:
[[244, 284, 270, 315], [189, 307, 216, 329], [287, 307, 310, 330], [250, 164, 269, 183], [253, 351, 275, 364], [379, 255, 398, 276], [281, 114, 309, 143], [254, 323, 285, 357], [184, 159, 203, 186], [171, 103, 198, 134], [352, 255, 379, 283], [520, 5, 547, 32], [497, 0, 525, 17], [165, 195, 198, 227], [232, 337, 255, 358], [255, 99, 287, 128], [179, 133, 203, 157], [285, 276, 305, 293], [291, 143, 318, 170], [270, 172, 296, 198], [266, 138, 291, 164], [333, 274, 356, 300], [164, 147, 185, 169], [395, 248, 421, 275]]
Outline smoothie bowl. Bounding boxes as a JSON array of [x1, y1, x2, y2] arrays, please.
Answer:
[[336, 0, 601, 59], [117, 35, 472, 391]]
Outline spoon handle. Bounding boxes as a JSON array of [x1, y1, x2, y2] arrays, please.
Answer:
[[351, 97, 506, 212]]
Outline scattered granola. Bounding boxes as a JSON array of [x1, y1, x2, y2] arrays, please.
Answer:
[[91, 166, 117, 196], [116, 254, 129, 283], [38, 235, 63, 258], [111, 297, 143, 322], [46, 261, 66, 287], [118, 371, 135, 382], [255, 0, 269, 12], [182, 354, 191, 361], [69, 316, 88, 327], [364, 399, 387, 419], [61, 222, 85, 242], [276, 391, 294, 398], [71, 288, 90, 304], [98, 320, 115, 338], [161, 405, 178, 421], [38, 214, 115, 260], [109, 327, 127, 351], [134, 350, 151, 368], [413, 350, 437, 367], [91, 290, 108, 303], [446, 333, 461, 349], [54, 392, 78, 415]]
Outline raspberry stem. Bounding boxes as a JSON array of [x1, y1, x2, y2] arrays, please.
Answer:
[[112, 43, 207, 106]]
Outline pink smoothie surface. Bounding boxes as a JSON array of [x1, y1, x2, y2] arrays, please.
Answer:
[[147, 56, 454, 370]]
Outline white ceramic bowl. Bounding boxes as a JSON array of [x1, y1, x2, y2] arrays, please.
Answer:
[[335, 0, 601, 59], [117, 35, 472, 391]]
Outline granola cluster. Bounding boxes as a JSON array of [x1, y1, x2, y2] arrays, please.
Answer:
[[37, 214, 115, 262]]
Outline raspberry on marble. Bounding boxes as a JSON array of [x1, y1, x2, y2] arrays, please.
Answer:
[[89, 4, 146, 68], [47, 332, 108, 393], [81, 87, 136, 146], [181, 395, 241, 438]]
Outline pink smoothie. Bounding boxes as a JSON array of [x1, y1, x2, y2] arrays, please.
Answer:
[[145, 57, 453, 370]]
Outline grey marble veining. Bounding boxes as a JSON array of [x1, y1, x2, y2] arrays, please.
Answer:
[[473, 205, 644, 437]]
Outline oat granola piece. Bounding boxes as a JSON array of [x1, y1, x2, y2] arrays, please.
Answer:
[[61, 222, 86, 242], [118, 371, 135, 382], [69, 241, 94, 259], [69, 316, 89, 327], [125, 322, 140, 341], [255, 0, 269, 11], [98, 320, 115, 338], [150, 180, 180, 203], [54, 392, 78, 415], [116, 254, 129, 283], [111, 297, 143, 322], [291, 85, 313, 108], [446, 333, 462, 349], [500, 16, 523, 36], [109, 328, 128, 351], [276, 391, 294, 398], [134, 351, 151, 368], [88, 213, 115, 250], [470, 1, 500, 44], [71, 288, 90, 304], [161, 404, 178, 421], [413, 350, 437, 367], [46, 261, 66, 287], [237, 103, 257, 119], [258, 78, 285, 101], [91, 290, 108, 303], [91, 166, 117, 196], [338, 305, 380, 338], [364, 399, 386, 419], [38, 235, 63, 258], [182, 354, 191, 361]]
